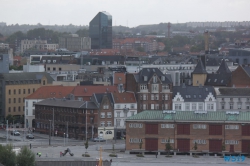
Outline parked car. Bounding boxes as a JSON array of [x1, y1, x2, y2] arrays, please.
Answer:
[[11, 131, 20, 136], [26, 134, 34, 139], [92, 137, 106, 142]]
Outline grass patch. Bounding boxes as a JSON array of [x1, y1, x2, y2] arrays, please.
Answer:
[[82, 153, 90, 157], [136, 154, 144, 157], [109, 153, 117, 157]]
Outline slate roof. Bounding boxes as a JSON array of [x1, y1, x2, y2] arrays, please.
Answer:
[[35, 98, 98, 109], [0, 72, 54, 83], [173, 85, 215, 102], [216, 59, 231, 74], [126, 110, 250, 122], [215, 87, 250, 96], [136, 68, 172, 84], [26, 86, 74, 99], [205, 74, 231, 86], [242, 66, 250, 77], [92, 93, 114, 105], [192, 59, 207, 74]]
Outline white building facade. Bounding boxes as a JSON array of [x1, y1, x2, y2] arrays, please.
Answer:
[[24, 99, 42, 129]]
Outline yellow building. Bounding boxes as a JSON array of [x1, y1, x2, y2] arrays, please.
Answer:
[[192, 59, 207, 86], [0, 72, 54, 122]]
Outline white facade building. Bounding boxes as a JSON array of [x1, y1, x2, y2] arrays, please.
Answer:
[[24, 99, 41, 128], [172, 85, 216, 111]]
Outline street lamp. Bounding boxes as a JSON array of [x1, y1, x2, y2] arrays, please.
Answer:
[[64, 133, 65, 146], [49, 120, 51, 146]]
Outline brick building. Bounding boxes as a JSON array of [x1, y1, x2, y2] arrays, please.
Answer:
[[35, 98, 98, 140], [126, 68, 173, 112], [126, 110, 250, 155], [231, 65, 250, 87]]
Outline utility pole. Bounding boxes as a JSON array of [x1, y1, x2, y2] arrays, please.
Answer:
[[85, 109, 87, 141], [12, 120, 14, 142], [6, 120, 8, 143], [49, 120, 51, 146], [53, 108, 54, 138], [66, 122, 68, 144]]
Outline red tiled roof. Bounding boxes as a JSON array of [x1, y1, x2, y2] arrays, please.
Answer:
[[112, 92, 136, 103], [71, 85, 118, 97], [26, 85, 75, 99], [13, 56, 22, 61], [114, 73, 126, 85]]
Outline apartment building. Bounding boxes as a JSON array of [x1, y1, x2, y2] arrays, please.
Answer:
[[59, 34, 91, 51], [126, 68, 173, 112], [20, 40, 58, 53], [34, 98, 98, 140], [0, 72, 54, 122], [126, 110, 250, 155]]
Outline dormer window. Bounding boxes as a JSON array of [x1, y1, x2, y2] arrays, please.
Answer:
[[161, 76, 165, 81], [47, 60, 51, 63], [53, 60, 56, 63], [144, 76, 147, 81]]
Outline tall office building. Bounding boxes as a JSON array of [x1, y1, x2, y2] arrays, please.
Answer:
[[89, 11, 112, 49], [0, 54, 9, 73]]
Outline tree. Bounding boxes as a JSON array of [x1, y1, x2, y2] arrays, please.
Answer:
[[76, 29, 89, 37], [222, 141, 226, 151], [165, 138, 172, 156], [84, 139, 89, 153], [5, 114, 14, 124], [16, 146, 35, 166], [192, 142, 198, 157], [0, 144, 16, 166]]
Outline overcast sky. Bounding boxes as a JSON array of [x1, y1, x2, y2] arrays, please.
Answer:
[[1, 0, 250, 27]]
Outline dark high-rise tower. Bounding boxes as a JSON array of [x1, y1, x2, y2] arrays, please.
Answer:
[[89, 11, 112, 49]]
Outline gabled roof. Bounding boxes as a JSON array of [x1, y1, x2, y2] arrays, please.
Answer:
[[192, 59, 207, 74], [113, 72, 126, 85], [71, 86, 118, 97], [26, 86, 74, 99], [215, 87, 250, 96], [205, 73, 231, 86], [93, 93, 114, 105], [137, 68, 172, 84], [173, 85, 215, 102], [35, 98, 98, 109], [242, 65, 250, 77], [216, 59, 231, 74], [112, 92, 136, 103], [127, 110, 250, 122]]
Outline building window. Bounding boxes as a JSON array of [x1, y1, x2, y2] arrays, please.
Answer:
[[225, 125, 239, 129], [18, 98, 21, 103], [28, 89, 30, 94], [193, 140, 206, 144], [130, 111, 135, 116], [116, 105, 120, 109], [26, 101, 28, 107], [8, 90, 11, 95], [32, 102, 36, 107], [13, 107, 16, 112], [192, 103, 196, 110], [161, 139, 174, 143], [116, 112, 120, 117], [103, 105, 109, 109], [107, 121, 112, 126], [230, 103, 233, 109], [13, 98, 16, 103], [151, 104, 154, 110], [8, 98, 11, 104], [155, 104, 159, 109], [238, 103, 242, 109], [185, 103, 190, 111], [162, 104, 168, 110], [100, 113, 105, 118], [107, 112, 112, 118], [23, 89, 26, 94], [161, 124, 174, 128], [155, 94, 159, 100], [193, 124, 206, 129], [209, 125, 222, 135], [18, 106, 21, 112], [129, 138, 142, 143], [43, 80, 45, 85], [14, 90, 16, 94], [18, 89, 21, 94], [26, 109, 28, 115], [100, 121, 105, 127], [130, 104, 135, 109], [174, 104, 181, 111], [225, 140, 239, 145], [162, 85, 169, 90], [198, 103, 203, 110], [143, 94, 147, 100], [129, 123, 143, 128], [151, 94, 154, 100], [207, 104, 214, 110], [153, 76, 157, 83], [140, 84, 147, 90], [151, 84, 159, 92], [162, 94, 169, 100], [143, 104, 147, 110], [221, 103, 225, 109]]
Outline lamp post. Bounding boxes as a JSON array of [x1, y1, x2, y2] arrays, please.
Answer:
[[64, 133, 65, 146], [49, 120, 51, 146], [6, 120, 8, 143], [85, 109, 87, 141], [52, 108, 54, 139]]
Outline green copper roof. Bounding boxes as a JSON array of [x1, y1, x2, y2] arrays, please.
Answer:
[[126, 110, 250, 122]]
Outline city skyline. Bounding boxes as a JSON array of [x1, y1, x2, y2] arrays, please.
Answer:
[[0, 0, 250, 27]]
